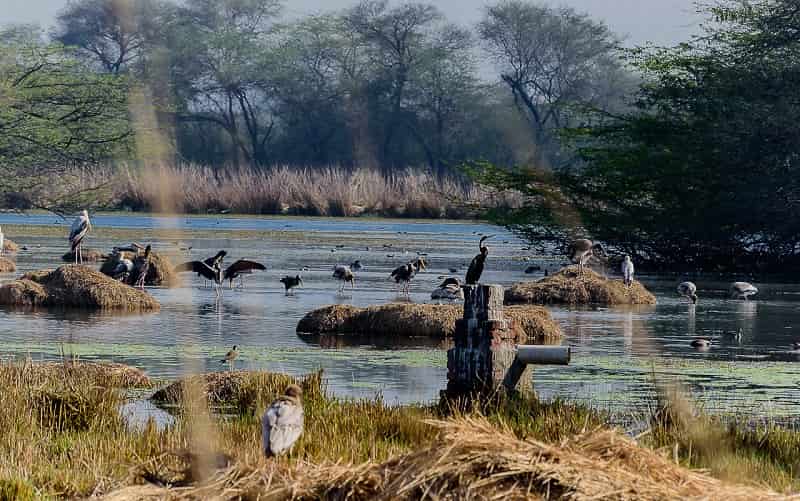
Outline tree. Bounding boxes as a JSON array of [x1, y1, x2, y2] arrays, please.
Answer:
[[0, 31, 131, 211], [478, 0, 625, 167]]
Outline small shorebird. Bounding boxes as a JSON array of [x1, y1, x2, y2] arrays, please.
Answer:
[[677, 281, 698, 304], [730, 282, 758, 300], [262, 384, 304, 457], [68, 210, 91, 264], [221, 345, 239, 369], [390, 257, 426, 296], [350, 260, 363, 272], [280, 275, 303, 295], [568, 239, 604, 273], [333, 265, 355, 292], [621, 255, 634, 287], [466, 235, 493, 285]]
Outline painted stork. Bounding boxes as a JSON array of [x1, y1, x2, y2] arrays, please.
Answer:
[[280, 275, 303, 295], [431, 277, 464, 301], [465, 235, 493, 285], [262, 384, 304, 457], [621, 255, 634, 287], [390, 257, 426, 296], [132, 245, 151, 290], [677, 281, 698, 304], [333, 265, 355, 292], [69, 210, 91, 264], [220, 345, 239, 369], [175, 254, 225, 296], [568, 238, 604, 273], [223, 259, 266, 289], [730, 282, 758, 300]]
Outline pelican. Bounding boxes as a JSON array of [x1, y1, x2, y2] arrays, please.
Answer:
[[68, 210, 91, 264], [333, 265, 355, 292], [350, 260, 363, 272], [390, 257, 426, 296], [220, 345, 239, 369], [431, 277, 464, 301], [568, 238, 604, 273], [621, 255, 634, 287], [280, 275, 303, 295], [132, 245, 151, 290], [465, 235, 493, 285], [730, 282, 758, 300], [175, 256, 224, 296], [677, 281, 698, 304], [223, 259, 266, 288], [262, 384, 304, 457]]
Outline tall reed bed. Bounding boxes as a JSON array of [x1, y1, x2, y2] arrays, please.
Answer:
[[113, 163, 521, 217]]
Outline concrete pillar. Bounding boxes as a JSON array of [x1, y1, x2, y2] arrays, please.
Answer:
[[446, 284, 532, 397]]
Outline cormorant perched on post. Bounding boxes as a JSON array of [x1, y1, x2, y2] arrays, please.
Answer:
[[465, 235, 493, 285], [280, 275, 303, 294], [333, 265, 356, 292], [390, 257, 426, 296], [262, 384, 304, 457], [68, 210, 91, 264], [730, 282, 758, 300], [132, 245, 151, 290], [223, 259, 266, 288], [568, 239, 604, 273], [677, 281, 698, 304]]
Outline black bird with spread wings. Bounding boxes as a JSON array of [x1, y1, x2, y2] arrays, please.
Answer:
[[465, 235, 493, 285], [223, 259, 266, 288], [175, 250, 227, 295]]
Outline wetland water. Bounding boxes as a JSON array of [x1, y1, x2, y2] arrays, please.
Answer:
[[0, 213, 799, 419]]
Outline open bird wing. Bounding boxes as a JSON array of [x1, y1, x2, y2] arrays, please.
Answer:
[[224, 259, 266, 280], [175, 261, 215, 275], [262, 398, 304, 456]]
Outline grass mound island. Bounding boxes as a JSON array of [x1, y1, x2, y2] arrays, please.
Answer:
[[61, 248, 108, 262], [0, 265, 160, 311], [3, 238, 19, 253], [99, 249, 179, 287], [505, 266, 657, 306], [297, 303, 562, 342], [0, 256, 16, 273], [0, 363, 796, 498]]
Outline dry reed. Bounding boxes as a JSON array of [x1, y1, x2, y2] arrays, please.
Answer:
[[0, 256, 16, 273], [3, 238, 19, 252]]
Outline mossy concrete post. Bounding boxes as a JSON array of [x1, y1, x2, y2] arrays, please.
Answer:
[[446, 284, 533, 397]]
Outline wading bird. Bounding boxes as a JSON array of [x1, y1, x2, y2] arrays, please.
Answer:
[[691, 338, 711, 349], [568, 239, 604, 273], [621, 255, 635, 287], [69, 210, 91, 264], [262, 384, 304, 457], [431, 277, 464, 301], [220, 345, 239, 370], [280, 275, 303, 295], [108, 252, 134, 282], [333, 265, 355, 292], [390, 257, 426, 296], [175, 255, 224, 296], [223, 259, 266, 289], [132, 245, 151, 290], [465, 235, 493, 285], [350, 260, 363, 272], [730, 282, 758, 300], [677, 281, 698, 304]]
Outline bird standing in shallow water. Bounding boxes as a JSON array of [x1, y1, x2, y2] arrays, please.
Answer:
[[0, 225, 4, 255], [280, 275, 303, 295], [69, 210, 91, 264], [730, 282, 758, 300], [132, 245, 152, 290], [568, 239, 604, 274], [333, 265, 356, 292], [677, 282, 698, 304], [175, 250, 227, 296], [262, 384, 304, 457], [221, 345, 239, 370], [223, 259, 266, 289], [465, 235, 493, 285], [390, 257, 426, 296], [691, 338, 711, 349], [350, 260, 363, 272], [621, 255, 634, 287]]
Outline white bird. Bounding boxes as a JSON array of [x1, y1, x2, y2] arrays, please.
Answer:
[[730, 282, 758, 300], [431, 277, 464, 301], [621, 255, 634, 287], [0, 225, 4, 255], [568, 239, 604, 273], [677, 281, 698, 304], [262, 384, 304, 457], [68, 210, 91, 264]]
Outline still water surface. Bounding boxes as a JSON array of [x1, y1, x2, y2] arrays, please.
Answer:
[[0, 213, 798, 419]]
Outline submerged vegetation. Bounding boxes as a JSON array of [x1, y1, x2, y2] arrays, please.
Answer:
[[0, 363, 797, 498]]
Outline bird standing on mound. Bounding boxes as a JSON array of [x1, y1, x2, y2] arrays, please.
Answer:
[[677, 281, 698, 304], [262, 384, 304, 457], [466, 235, 493, 285], [69, 210, 91, 264], [568, 238, 603, 274], [390, 257, 426, 296], [223, 259, 266, 289], [730, 282, 758, 300], [280, 275, 303, 294], [221, 345, 239, 369], [333, 265, 356, 292], [132, 245, 152, 290], [621, 255, 634, 287]]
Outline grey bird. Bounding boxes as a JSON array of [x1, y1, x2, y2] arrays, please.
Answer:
[[333, 265, 356, 292], [221, 345, 239, 369], [730, 282, 758, 300], [677, 281, 698, 304], [568, 238, 604, 273], [280, 275, 303, 295], [68, 210, 91, 264], [262, 384, 304, 457]]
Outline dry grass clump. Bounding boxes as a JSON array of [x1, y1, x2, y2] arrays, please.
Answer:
[[0, 266, 160, 311], [297, 303, 562, 341], [27, 361, 154, 388], [61, 248, 108, 262], [0, 256, 16, 272], [3, 238, 19, 253], [99, 249, 179, 287], [505, 266, 657, 306]]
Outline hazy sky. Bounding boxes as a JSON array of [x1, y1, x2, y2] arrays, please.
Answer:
[[1, 0, 703, 47]]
